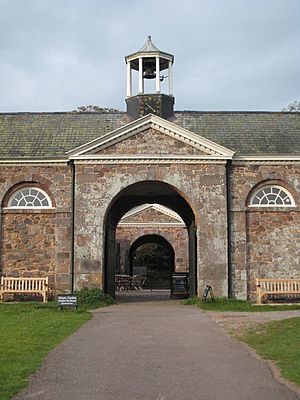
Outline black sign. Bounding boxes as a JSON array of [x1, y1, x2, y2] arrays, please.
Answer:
[[171, 273, 189, 298], [57, 294, 78, 309], [202, 285, 214, 302]]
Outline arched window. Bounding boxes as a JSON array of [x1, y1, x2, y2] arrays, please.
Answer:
[[250, 185, 295, 207], [8, 187, 52, 208]]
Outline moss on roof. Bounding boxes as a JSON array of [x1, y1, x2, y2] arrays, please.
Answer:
[[174, 111, 300, 156], [0, 111, 299, 158]]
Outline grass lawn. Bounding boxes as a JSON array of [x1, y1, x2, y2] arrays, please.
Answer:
[[184, 297, 300, 312], [0, 302, 91, 400], [240, 317, 300, 387]]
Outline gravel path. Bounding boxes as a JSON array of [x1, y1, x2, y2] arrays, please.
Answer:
[[206, 309, 300, 334], [13, 301, 300, 400]]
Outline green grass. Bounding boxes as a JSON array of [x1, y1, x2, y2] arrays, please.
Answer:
[[184, 297, 300, 312], [240, 317, 300, 386], [0, 301, 103, 400]]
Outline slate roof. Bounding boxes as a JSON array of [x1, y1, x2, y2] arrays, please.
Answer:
[[0, 111, 299, 159], [174, 112, 300, 156], [0, 112, 128, 158]]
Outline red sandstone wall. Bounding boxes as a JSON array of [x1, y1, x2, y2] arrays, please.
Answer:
[[1, 159, 298, 300], [1, 211, 56, 279], [247, 210, 300, 297], [0, 165, 72, 292], [116, 225, 189, 273], [230, 163, 300, 299]]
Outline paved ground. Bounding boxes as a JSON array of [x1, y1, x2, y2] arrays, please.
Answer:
[[115, 289, 173, 303], [14, 299, 300, 400]]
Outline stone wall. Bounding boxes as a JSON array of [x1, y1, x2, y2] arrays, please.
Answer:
[[74, 161, 228, 296], [97, 128, 207, 155], [230, 163, 300, 299], [116, 225, 189, 273], [0, 164, 72, 292], [1, 211, 56, 281], [247, 210, 300, 298], [1, 159, 298, 300]]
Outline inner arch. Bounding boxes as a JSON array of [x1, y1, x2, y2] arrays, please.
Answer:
[[129, 234, 175, 289]]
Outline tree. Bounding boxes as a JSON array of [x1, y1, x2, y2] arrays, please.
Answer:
[[282, 101, 300, 112], [72, 105, 120, 112]]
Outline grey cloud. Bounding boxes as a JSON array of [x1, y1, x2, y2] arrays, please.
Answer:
[[0, 0, 299, 111]]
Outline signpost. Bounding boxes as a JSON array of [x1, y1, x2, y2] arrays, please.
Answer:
[[57, 294, 78, 310]]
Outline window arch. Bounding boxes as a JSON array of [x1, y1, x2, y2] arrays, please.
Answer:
[[8, 187, 52, 208], [249, 185, 295, 207]]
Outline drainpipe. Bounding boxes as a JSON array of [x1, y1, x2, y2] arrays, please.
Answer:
[[226, 160, 233, 298], [69, 160, 75, 293]]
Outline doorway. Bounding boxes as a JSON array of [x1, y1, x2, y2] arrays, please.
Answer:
[[104, 181, 196, 297]]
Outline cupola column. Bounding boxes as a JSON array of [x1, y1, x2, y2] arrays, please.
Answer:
[[126, 61, 132, 97], [168, 60, 173, 96], [155, 56, 160, 93], [138, 57, 144, 94]]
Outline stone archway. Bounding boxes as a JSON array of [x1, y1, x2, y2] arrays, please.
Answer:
[[104, 180, 196, 297], [129, 234, 175, 289]]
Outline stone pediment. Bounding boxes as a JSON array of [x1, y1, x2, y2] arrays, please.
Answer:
[[67, 114, 234, 159], [119, 204, 185, 226]]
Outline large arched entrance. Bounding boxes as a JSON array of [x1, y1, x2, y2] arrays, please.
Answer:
[[129, 234, 175, 289], [104, 181, 196, 297]]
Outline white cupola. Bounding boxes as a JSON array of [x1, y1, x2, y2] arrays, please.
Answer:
[[125, 37, 175, 120], [125, 35, 174, 97]]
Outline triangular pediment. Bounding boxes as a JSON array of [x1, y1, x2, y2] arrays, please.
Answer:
[[67, 114, 234, 158], [119, 204, 185, 225]]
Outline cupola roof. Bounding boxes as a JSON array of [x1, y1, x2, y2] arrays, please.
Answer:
[[125, 35, 174, 69], [138, 36, 161, 52]]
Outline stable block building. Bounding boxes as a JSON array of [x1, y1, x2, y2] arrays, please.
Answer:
[[0, 37, 299, 299]]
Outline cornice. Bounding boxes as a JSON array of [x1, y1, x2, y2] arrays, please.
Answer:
[[72, 155, 228, 164], [0, 159, 68, 166], [233, 155, 300, 165], [1, 155, 299, 166], [118, 222, 185, 228]]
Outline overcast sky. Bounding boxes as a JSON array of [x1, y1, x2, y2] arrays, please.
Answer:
[[0, 0, 299, 112]]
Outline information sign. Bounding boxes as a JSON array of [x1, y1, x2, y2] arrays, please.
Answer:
[[57, 294, 78, 309]]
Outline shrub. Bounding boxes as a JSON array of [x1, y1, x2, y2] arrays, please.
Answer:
[[75, 287, 114, 305]]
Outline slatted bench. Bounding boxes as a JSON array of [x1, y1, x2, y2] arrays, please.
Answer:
[[0, 276, 49, 303], [256, 278, 300, 304]]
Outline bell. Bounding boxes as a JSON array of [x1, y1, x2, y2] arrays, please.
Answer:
[[143, 67, 156, 79]]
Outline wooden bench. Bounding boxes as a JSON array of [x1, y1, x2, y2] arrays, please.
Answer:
[[0, 276, 49, 303], [256, 278, 300, 304]]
